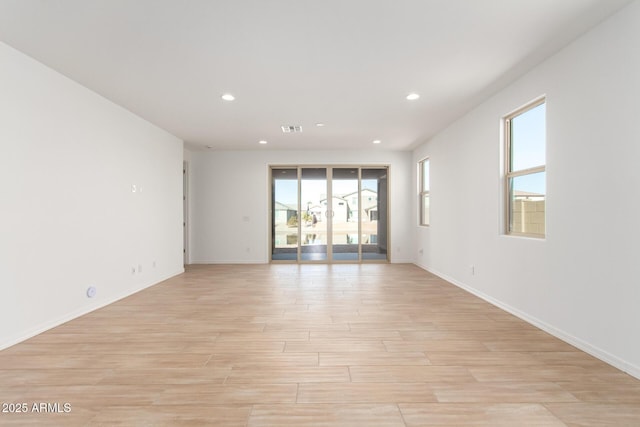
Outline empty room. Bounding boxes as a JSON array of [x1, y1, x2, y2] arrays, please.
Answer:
[[1, 0, 640, 425]]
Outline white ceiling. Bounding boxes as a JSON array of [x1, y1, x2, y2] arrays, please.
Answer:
[[0, 0, 633, 151]]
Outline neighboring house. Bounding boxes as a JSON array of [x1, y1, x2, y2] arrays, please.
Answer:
[[320, 196, 350, 223], [306, 203, 324, 224], [291, 188, 379, 226], [274, 202, 297, 226], [365, 205, 378, 221], [342, 188, 378, 222]]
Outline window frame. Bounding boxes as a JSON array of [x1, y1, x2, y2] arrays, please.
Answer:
[[504, 96, 546, 238], [418, 157, 430, 227]]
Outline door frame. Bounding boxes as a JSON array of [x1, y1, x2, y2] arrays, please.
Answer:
[[183, 160, 189, 265]]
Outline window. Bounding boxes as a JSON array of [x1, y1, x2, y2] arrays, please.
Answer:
[[504, 97, 546, 237], [419, 158, 430, 226]]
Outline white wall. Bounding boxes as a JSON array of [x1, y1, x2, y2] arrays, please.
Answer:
[[0, 43, 184, 349], [413, 1, 640, 378], [188, 150, 413, 263]]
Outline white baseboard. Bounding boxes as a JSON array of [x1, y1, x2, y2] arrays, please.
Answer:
[[0, 269, 184, 351], [391, 257, 415, 264], [190, 258, 413, 264], [414, 262, 640, 380], [188, 259, 268, 264]]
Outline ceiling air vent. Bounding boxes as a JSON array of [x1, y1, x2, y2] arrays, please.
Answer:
[[281, 125, 302, 133]]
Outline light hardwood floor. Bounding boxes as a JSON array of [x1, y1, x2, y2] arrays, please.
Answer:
[[1, 264, 639, 426]]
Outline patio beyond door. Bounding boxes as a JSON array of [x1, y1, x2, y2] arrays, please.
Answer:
[[271, 166, 388, 263]]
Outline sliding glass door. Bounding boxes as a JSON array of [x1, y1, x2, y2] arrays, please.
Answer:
[[271, 166, 388, 263]]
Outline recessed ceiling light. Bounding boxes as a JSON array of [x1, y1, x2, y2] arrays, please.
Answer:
[[316, 123, 325, 127], [221, 93, 235, 101], [259, 140, 268, 145], [406, 93, 420, 101], [372, 140, 381, 144]]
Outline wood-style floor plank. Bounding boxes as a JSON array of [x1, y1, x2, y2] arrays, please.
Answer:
[[544, 403, 640, 426], [297, 383, 437, 403], [1, 263, 639, 425], [399, 403, 566, 426], [247, 404, 406, 427]]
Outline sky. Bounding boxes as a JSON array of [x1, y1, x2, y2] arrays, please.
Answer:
[[511, 102, 546, 195]]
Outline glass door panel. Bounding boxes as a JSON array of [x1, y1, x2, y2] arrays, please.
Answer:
[[361, 168, 388, 260], [331, 168, 359, 261], [272, 168, 299, 261], [300, 168, 328, 261]]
